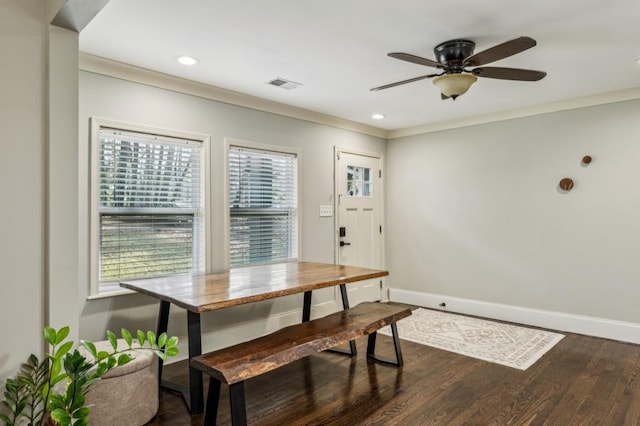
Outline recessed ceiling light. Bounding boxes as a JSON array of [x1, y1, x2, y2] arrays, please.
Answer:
[[636, 57, 640, 65], [177, 56, 198, 66], [372, 113, 386, 120]]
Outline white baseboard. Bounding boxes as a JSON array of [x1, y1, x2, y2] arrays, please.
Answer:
[[389, 288, 640, 345], [167, 300, 339, 363]]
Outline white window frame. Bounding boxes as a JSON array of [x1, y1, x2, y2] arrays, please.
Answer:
[[89, 117, 211, 297], [224, 138, 301, 268]]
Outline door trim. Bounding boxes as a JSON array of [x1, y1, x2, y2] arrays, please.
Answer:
[[333, 146, 386, 302]]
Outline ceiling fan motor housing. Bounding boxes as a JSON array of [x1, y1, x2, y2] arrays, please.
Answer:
[[434, 40, 475, 72]]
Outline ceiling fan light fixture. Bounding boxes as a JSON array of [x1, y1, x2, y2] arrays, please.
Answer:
[[432, 74, 478, 99]]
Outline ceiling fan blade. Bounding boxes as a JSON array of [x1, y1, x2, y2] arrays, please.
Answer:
[[388, 52, 443, 68], [471, 67, 546, 81], [370, 73, 440, 91], [463, 36, 537, 67]]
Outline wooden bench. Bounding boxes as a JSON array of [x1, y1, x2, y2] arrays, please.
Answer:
[[190, 302, 412, 425]]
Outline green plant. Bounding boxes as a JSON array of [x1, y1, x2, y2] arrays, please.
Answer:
[[0, 326, 179, 426]]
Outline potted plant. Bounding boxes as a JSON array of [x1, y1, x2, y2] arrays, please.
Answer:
[[0, 326, 178, 426]]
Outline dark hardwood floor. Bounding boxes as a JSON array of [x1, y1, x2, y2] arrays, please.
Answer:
[[147, 313, 640, 425]]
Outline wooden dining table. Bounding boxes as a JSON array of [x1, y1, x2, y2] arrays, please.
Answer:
[[120, 261, 389, 415]]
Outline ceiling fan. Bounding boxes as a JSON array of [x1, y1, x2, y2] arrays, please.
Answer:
[[371, 36, 546, 100]]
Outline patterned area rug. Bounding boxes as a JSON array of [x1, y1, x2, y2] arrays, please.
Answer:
[[379, 308, 564, 370]]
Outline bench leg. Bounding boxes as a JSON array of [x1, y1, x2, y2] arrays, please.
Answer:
[[204, 378, 221, 426], [367, 323, 404, 367], [229, 382, 248, 426]]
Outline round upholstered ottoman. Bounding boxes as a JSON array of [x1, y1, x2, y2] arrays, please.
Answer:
[[79, 339, 159, 426]]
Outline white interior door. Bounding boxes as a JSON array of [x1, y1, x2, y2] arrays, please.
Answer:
[[335, 149, 383, 305]]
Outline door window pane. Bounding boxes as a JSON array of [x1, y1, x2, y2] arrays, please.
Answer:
[[346, 165, 372, 197]]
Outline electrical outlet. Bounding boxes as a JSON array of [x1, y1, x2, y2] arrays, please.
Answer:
[[319, 205, 333, 217]]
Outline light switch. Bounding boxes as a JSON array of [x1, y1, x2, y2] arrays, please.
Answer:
[[319, 205, 333, 217]]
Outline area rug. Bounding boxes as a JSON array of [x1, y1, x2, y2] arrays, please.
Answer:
[[379, 308, 564, 370]]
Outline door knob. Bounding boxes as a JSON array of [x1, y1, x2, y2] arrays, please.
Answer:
[[340, 241, 351, 247]]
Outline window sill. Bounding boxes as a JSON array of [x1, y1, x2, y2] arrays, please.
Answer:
[[87, 287, 135, 300]]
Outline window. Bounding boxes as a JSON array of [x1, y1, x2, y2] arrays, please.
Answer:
[[228, 144, 298, 267], [346, 165, 372, 197], [91, 119, 207, 295]]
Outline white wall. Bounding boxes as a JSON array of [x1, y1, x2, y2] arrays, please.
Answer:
[[387, 100, 640, 338], [48, 25, 80, 343], [0, 0, 80, 383], [78, 70, 386, 353], [0, 0, 47, 380]]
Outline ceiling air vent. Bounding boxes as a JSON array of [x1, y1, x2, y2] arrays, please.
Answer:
[[268, 77, 303, 90]]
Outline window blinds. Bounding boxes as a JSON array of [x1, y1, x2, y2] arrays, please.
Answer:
[[99, 128, 204, 281], [229, 146, 297, 266]]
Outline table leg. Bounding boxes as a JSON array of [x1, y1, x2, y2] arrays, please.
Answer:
[[187, 310, 204, 415], [325, 284, 357, 357], [338, 284, 357, 356], [156, 303, 204, 415], [156, 301, 170, 381], [339, 283, 350, 309], [302, 291, 312, 322]]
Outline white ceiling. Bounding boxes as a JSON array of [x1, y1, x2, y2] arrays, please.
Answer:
[[80, 0, 640, 132]]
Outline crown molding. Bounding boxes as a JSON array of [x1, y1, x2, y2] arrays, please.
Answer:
[[388, 87, 640, 139], [79, 53, 640, 141], [79, 53, 389, 139]]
